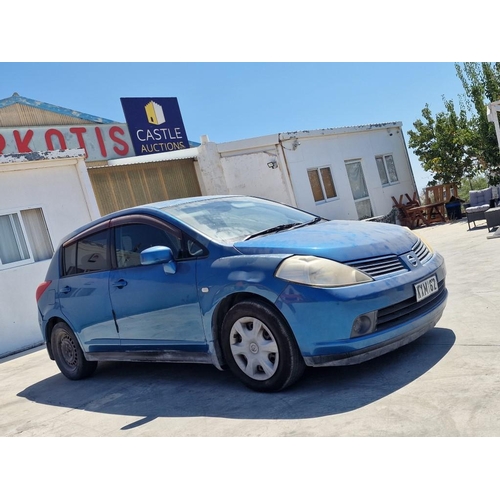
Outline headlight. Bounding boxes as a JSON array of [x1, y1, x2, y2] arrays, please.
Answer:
[[275, 255, 373, 287]]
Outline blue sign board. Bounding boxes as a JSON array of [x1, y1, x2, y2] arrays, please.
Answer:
[[120, 97, 190, 156]]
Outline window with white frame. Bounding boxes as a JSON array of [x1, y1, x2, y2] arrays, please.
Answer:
[[0, 208, 53, 268], [307, 166, 338, 202], [376, 154, 399, 185]]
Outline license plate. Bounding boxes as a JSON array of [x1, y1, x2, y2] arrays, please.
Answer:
[[414, 275, 438, 302]]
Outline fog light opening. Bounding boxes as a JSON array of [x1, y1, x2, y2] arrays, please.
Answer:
[[351, 311, 378, 338]]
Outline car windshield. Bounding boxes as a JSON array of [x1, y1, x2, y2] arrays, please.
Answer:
[[160, 196, 320, 243]]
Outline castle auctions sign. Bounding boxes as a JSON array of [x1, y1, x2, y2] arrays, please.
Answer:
[[120, 97, 190, 156], [0, 123, 133, 161]]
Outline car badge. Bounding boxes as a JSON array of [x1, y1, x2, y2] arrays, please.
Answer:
[[407, 254, 418, 267]]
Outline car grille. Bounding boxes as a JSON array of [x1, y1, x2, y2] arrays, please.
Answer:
[[412, 239, 431, 263], [349, 255, 405, 277], [376, 278, 446, 331], [349, 238, 432, 278]]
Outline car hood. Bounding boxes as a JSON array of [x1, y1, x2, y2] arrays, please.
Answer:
[[233, 220, 417, 262]]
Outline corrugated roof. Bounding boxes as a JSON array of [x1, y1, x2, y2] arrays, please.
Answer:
[[106, 146, 199, 167], [0, 93, 116, 124], [279, 121, 403, 140]]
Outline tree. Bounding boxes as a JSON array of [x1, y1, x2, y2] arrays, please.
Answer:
[[408, 62, 500, 187], [455, 62, 500, 184], [407, 99, 479, 186]]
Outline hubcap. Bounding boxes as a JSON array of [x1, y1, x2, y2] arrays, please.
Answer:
[[60, 335, 78, 368], [229, 316, 279, 381]]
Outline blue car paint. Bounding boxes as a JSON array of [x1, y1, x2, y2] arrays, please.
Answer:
[[233, 219, 417, 260], [37, 195, 447, 375], [275, 252, 446, 360]]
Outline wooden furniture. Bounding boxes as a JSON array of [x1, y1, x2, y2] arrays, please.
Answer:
[[419, 201, 447, 224], [392, 193, 428, 229], [424, 183, 459, 204], [423, 183, 459, 222], [392, 192, 447, 229]]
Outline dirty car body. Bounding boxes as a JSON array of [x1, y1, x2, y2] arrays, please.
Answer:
[[36, 195, 447, 392]]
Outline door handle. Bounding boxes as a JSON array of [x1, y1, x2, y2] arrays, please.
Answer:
[[112, 279, 128, 289], [60, 286, 71, 294]]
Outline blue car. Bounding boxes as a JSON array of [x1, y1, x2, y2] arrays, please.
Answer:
[[36, 195, 447, 392]]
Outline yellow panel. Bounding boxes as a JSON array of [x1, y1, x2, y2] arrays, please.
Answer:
[[88, 160, 201, 215]]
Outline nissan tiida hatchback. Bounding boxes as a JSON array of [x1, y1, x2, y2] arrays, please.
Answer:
[[36, 195, 447, 392]]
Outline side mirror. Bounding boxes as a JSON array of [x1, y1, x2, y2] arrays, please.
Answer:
[[140, 246, 177, 274]]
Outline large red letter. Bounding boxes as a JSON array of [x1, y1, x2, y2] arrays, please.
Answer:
[[0, 134, 5, 154], [110, 126, 130, 156], [45, 129, 67, 150], [94, 127, 107, 157], [69, 127, 88, 158], [13, 130, 34, 153]]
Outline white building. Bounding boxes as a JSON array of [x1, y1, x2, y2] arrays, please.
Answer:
[[0, 93, 418, 357], [0, 150, 99, 356]]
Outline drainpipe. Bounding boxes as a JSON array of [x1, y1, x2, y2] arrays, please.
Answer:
[[400, 126, 420, 199], [76, 156, 101, 219], [276, 136, 298, 207]]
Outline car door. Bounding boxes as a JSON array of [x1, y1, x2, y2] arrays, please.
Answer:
[[58, 224, 119, 351], [108, 216, 206, 350]]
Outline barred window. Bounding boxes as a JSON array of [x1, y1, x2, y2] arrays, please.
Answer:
[[0, 208, 53, 269]]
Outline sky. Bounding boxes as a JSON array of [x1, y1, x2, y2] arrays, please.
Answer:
[[0, 61, 469, 194]]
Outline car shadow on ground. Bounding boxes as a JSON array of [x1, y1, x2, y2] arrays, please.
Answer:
[[18, 328, 455, 426]]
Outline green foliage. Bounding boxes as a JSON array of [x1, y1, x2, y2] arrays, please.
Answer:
[[457, 175, 489, 202], [408, 62, 500, 187], [408, 99, 478, 184]]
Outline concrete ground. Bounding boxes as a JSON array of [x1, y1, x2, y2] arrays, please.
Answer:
[[1, 217, 499, 437]]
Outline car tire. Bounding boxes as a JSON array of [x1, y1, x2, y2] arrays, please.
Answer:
[[51, 322, 97, 380], [221, 299, 305, 392]]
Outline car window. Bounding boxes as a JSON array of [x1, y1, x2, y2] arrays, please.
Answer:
[[63, 229, 109, 276], [114, 223, 181, 268]]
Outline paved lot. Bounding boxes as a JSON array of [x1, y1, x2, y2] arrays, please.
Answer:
[[1, 217, 499, 437]]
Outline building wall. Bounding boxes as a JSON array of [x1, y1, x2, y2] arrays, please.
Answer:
[[198, 124, 416, 220], [0, 151, 98, 357], [280, 125, 416, 220], [196, 135, 296, 205]]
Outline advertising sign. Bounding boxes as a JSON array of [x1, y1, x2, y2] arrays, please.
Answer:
[[0, 124, 132, 162], [120, 97, 190, 156]]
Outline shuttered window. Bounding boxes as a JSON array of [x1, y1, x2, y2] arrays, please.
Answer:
[[88, 160, 202, 215], [307, 166, 337, 202]]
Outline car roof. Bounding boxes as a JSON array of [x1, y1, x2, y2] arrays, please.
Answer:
[[57, 195, 249, 245]]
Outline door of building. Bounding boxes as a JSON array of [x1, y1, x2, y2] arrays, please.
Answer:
[[345, 160, 374, 220]]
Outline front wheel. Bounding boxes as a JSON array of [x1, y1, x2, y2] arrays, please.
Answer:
[[221, 300, 305, 392], [51, 322, 97, 380]]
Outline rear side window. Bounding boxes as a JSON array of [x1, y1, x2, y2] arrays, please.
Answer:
[[63, 229, 109, 276]]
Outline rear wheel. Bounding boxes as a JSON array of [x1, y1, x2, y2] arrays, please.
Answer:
[[51, 322, 97, 380], [221, 300, 305, 392]]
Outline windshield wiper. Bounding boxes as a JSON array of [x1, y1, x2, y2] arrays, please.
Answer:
[[244, 223, 301, 241], [244, 217, 323, 241], [291, 216, 323, 229]]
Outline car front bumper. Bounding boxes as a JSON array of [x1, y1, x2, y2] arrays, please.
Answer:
[[275, 252, 447, 365]]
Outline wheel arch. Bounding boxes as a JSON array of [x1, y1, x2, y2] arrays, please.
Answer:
[[211, 292, 296, 368], [44, 316, 71, 360]]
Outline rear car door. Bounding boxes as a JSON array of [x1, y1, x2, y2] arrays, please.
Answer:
[[58, 223, 119, 351], [108, 216, 206, 350]]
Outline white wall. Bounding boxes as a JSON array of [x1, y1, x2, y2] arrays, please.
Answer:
[[197, 135, 296, 206], [196, 125, 417, 221], [281, 125, 417, 220], [0, 152, 97, 357]]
